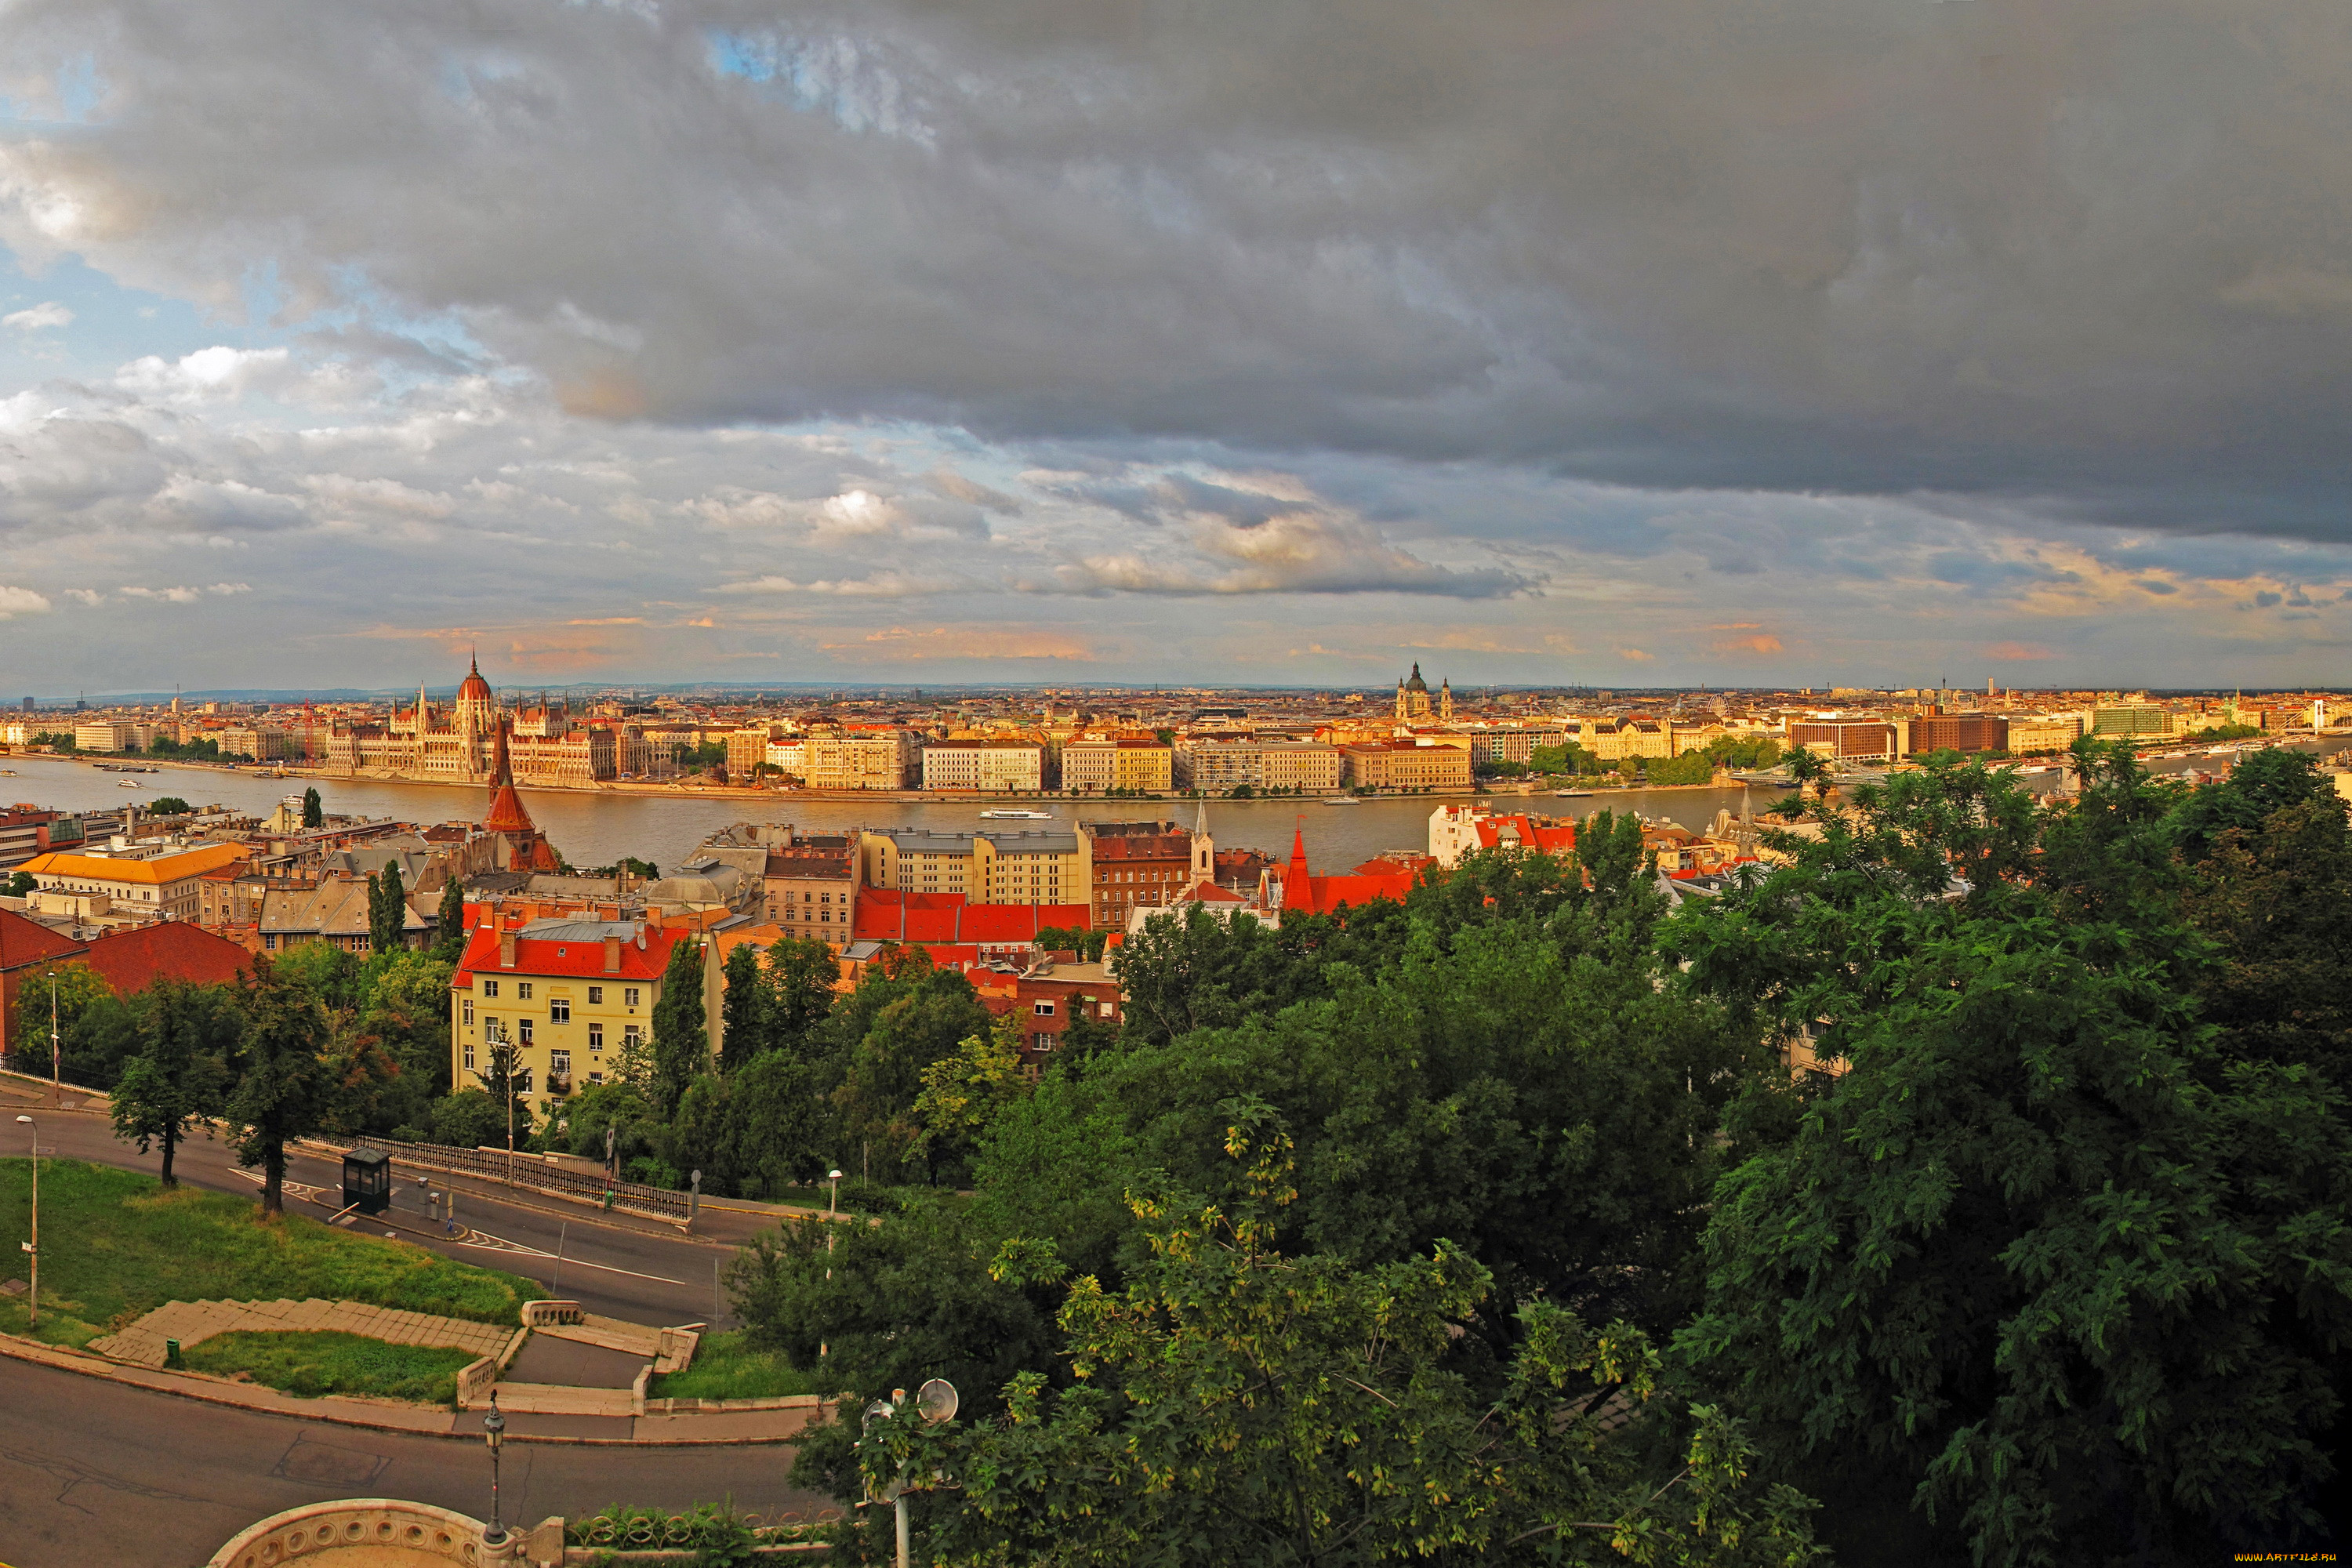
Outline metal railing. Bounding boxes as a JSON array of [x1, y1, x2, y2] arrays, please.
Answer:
[[314, 1134, 691, 1221]]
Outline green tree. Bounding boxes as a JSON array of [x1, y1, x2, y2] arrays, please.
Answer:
[[1643, 748, 1714, 786], [717, 940, 773, 1074], [5, 869, 34, 897], [31, 962, 117, 1080], [270, 938, 364, 1011], [828, 954, 993, 1179], [869, 1126, 1824, 1568], [1667, 747, 2352, 1563], [430, 876, 467, 963], [226, 956, 337, 1216], [1033, 925, 1109, 963], [354, 951, 456, 1131], [367, 862, 406, 955], [766, 935, 840, 1054], [649, 935, 709, 1116], [300, 786, 323, 828], [108, 979, 237, 1185], [147, 795, 193, 815], [430, 1087, 523, 1150], [910, 1014, 1029, 1163]]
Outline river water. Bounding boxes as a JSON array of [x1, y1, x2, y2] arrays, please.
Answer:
[[0, 753, 1780, 875]]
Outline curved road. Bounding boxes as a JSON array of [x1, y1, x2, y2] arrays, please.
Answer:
[[0, 1355, 838, 1568], [0, 1082, 851, 1567], [0, 1078, 824, 1329]]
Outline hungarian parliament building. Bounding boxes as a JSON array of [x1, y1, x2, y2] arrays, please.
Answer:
[[319, 656, 630, 785]]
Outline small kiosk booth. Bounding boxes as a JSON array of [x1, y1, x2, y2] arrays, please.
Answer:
[[340, 1149, 392, 1216]]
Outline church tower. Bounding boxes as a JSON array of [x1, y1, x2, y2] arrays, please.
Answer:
[[1190, 797, 1215, 884], [456, 654, 496, 782], [1439, 678, 1454, 722]]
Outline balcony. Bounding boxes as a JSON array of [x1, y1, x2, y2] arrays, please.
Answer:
[[545, 1072, 574, 1096]]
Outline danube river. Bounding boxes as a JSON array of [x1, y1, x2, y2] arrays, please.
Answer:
[[0, 753, 1781, 875]]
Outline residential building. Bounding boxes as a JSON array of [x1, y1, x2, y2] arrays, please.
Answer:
[[1788, 720, 1902, 760], [1460, 724, 1570, 767], [449, 916, 688, 1120], [0, 808, 63, 871], [1428, 804, 1578, 869], [763, 836, 859, 948], [805, 729, 918, 790], [1174, 737, 1342, 793], [18, 839, 249, 924], [75, 721, 136, 753], [2092, 706, 2179, 739], [2004, 715, 2084, 753], [1907, 714, 2009, 755], [1060, 739, 1174, 794], [1082, 818, 1209, 931], [860, 827, 1091, 906], [971, 956, 1122, 1072], [726, 725, 776, 779], [921, 740, 1046, 793], [258, 874, 430, 955], [1339, 740, 1473, 791]]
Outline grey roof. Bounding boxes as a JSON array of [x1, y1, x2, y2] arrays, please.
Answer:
[[517, 917, 644, 943], [877, 827, 1082, 856]]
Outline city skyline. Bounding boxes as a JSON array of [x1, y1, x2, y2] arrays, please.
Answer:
[[9, 3, 2352, 691]]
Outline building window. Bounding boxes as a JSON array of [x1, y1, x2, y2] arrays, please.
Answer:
[[263, 933, 277, 949], [518, 1018, 533, 1046], [1033, 1000, 1055, 1016], [587, 985, 603, 1004], [513, 1068, 533, 1095], [517, 982, 533, 1000], [588, 1072, 604, 1086], [463, 1043, 475, 1071], [1033, 1032, 1054, 1051], [481, 979, 499, 998], [484, 1017, 503, 1043], [549, 996, 570, 1024], [550, 1048, 571, 1080], [622, 1024, 643, 1051], [462, 1000, 474, 1026], [588, 1022, 604, 1052], [624, 987, 640, 1009]]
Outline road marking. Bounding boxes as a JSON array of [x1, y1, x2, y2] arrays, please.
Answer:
[[227, 1170, 328, 1204], [452, 1228, 685, 1287]]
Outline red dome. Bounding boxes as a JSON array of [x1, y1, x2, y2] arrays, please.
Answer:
[[457, 655, 492, 701]]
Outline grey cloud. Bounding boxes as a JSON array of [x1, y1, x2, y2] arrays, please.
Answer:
[[13, 0, 2352, 536]]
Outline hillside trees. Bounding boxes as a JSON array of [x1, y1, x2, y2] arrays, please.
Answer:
[[1664, 745, 2352, 1563], [107, 978, 237, 1185]]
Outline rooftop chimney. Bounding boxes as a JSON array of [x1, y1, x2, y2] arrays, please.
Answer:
[[498, 931, 517, 970], [604, 935, 622, 972]]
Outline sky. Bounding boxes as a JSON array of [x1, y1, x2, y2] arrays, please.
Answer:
[[5, 0, 2352, 696]]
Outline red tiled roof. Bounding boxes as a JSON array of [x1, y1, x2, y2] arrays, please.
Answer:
[[80, 922, 251, 992], [1472, 815, 1578, 856], [452, 924, 683, 988], [851, 888, 1092, 947], [1279, 826, 1417, 916], [0, 908, 87, 973]]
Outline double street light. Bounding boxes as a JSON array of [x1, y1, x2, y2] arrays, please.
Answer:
[[481, 1391, 507, 1548]]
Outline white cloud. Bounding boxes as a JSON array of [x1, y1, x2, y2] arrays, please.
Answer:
[[2, 301, 72, 331], [0, 585, 53, 617]]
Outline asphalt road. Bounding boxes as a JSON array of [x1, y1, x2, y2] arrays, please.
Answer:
[[0, 1078, 811, 1330], [0, 1355, 838, 1568]]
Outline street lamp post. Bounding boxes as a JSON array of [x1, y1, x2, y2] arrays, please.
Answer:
[[46, 970, 58, 1107], [481, 1391, 507, 1547], [827, 1167, 843, 1220], [15, 1115, 35, 1329]]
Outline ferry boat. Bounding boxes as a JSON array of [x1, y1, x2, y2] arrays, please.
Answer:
[[1322, 797, 1360, 805], [119, 779, 143, 788], [979, 808, 1055, 820]]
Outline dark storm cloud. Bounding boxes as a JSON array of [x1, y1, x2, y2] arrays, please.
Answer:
[[5, 0, 2351, 535]]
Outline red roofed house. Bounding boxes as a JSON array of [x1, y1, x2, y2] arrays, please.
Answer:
[[450, 916, 686, 1121], [972, 956, 1122, 1074], [1427, 804, 1579, 869], [0, 908, 250, 1068], [0, 907, 89, 1066], [1271, 826, 1421, 917], [852, 888, 1093, 957]]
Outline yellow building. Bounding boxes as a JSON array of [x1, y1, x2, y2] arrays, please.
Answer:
[[20, 840, 249, 923], [1059, 739, 1174, 793], [1338, 741, 1473, 790], [859, 827, 1091, 905], [450, 918, 689, 1119]]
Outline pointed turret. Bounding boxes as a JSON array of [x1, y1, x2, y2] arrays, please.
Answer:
[[1283, 820, 1313, 913]]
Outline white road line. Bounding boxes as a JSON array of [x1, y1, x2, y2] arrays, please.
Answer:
[[452, 1229, 686, 1287]]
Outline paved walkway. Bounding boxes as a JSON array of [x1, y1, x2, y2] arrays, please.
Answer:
[[88, 1298, 511, 1368]]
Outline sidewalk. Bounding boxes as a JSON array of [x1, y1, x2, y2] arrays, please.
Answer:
[[0, 1330, 823, 1446], [89, 1295, 512, 1368]]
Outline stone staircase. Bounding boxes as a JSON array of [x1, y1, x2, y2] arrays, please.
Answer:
[[89, 1298, 513, 1369]]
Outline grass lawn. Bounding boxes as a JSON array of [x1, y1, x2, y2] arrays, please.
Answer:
[[0, 1158, 541, 1350], [183, 1329, 477, 1405], [648, 1330, 822, 1401]]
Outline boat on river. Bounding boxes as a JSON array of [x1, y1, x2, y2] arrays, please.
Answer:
[[979, 808, 1055, 820]]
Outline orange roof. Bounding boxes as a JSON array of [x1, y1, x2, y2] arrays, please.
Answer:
[[853, 888, 1091, 946], [21, 842, 249, 885]]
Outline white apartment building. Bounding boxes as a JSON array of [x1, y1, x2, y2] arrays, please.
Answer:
[[804, 729, 918, 790], [1174, 737, 1342, 793], [921, 740, 1045, 792]]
